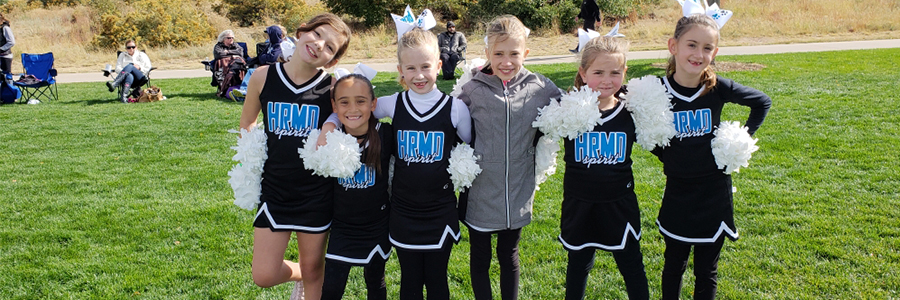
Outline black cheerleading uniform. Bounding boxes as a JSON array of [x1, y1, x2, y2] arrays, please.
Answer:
[[326, 122, 393, 265], [654, 75, 771, 244], [253, 64, 335, 233], [322, 123, 393, 300], [388, 91, 460, 251], [560, 100, 642, 251]]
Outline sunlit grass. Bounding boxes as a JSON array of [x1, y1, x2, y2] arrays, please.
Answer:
[[0, 48, 898, 299]]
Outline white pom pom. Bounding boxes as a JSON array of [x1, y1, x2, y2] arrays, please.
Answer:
[[446, 143, 482, 192], [450, 58, 487, 97], [532, 86, 603, 140], [622, 75, 677, 150], [228, 163, 262, 210], [298, 130, 362, 178], [228, 123, 267, 210], [534, 135, 560, 190], [711, 121, 759, 174]]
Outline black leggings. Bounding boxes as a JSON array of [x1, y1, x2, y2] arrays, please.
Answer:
[[469, 228, 521, 300], [396, 247, 453, 300], [565, 241, 649, 300], [321, 259, 386, 300], [0, 57, 11, 75], [661, 236, 725, 300]]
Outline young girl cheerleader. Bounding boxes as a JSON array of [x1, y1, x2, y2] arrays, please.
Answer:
[[653, 13, 771, 300], [559, 36, 649, 300], [238, 13, 351, 300], [321, 27, 472, 300], [320, 74, 392, 300], [456, 15, 562, 300]]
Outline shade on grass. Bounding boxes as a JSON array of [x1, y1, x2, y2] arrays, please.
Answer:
[[0, 48, 898, 299]]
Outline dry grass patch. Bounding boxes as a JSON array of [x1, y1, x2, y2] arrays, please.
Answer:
[[4, 0, 899, 73]]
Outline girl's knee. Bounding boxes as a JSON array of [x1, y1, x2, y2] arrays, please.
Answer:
[[299, 259, 325, 281], [251, 269, 281, 288]]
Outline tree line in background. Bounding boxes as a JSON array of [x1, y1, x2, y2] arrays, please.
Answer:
[[1, 0, 660, 49]]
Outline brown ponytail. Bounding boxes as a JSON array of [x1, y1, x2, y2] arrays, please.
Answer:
[[665, 14, 720, 94], [364, 112, 383, 174]]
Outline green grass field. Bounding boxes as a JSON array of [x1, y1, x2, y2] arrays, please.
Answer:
[[1, 48, 898, 299]]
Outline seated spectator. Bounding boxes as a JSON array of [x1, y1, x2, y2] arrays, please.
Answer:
[[438, 21, 467, 80], [252, 25, 285, 67], [105, 40, 151, 103], [214, 30, 244, 61], [212, 30, 247, 97]]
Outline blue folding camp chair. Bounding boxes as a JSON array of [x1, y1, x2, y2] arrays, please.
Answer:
[[15, 52, 58, 102]]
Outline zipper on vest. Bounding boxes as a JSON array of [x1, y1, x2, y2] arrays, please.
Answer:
[[503, 83, 511, 229]]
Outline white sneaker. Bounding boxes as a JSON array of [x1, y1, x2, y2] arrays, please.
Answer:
[[289, 281, 304, 300]]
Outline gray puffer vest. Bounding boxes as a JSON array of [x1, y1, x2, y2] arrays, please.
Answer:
[[458, 68, 562, 231]]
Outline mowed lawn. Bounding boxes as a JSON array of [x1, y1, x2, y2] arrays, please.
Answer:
[[0, 48, 897, 299]]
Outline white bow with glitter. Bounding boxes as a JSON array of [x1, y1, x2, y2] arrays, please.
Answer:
[[677, 0, 732, 29], [483, 27, 531, 48], [334, 62, 378, 81], [576, 22, 626, 53], [280, 39, 295, 61], [392, 5, 437, 41]]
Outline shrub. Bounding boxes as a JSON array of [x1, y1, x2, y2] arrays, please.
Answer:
[[279, 1, 329, 34], [468, 0, 579, 33], [91, 0, 216, 49], [324, 0, 400, 28]]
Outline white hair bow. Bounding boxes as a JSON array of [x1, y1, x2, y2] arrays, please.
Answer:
[[576, 22, 626, 53], [677, 0, 732, 29], [392, 5, 437, 41], [334, 63, 378, 81], [482, 27, 531, 48], [280, 39, 295, 61]]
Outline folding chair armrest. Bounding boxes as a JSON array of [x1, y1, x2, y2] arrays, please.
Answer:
[[50, 69, 58, 77], [201, 60, 211, 71]]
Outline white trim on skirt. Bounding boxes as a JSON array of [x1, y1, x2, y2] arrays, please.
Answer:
[[559, 222, 642, 251], [389, 225, 460, 250], [254, 202, 331, 232], [326, 245, 392, 265], [656, 219, 738, 243]]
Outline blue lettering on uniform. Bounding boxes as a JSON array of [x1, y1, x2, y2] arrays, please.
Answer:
[[574, 131, 627, 166], [267, 102, 320, 139], [338, 165, 376, 189], [673, 108, 711, 138], [397, 130, 445, 164]]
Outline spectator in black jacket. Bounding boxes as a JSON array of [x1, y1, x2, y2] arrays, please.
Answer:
[[437, 21, 467, 80]]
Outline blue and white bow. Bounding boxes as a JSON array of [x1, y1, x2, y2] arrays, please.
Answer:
[[391, 5, 437, 41], [577, 22, 626, 53], [334, 63, 378, 81], [677, 0, 732, 29]]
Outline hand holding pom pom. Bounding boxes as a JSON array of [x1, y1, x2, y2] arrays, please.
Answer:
[[227, 123, 267, 210], [622, 75, 677, 150], [447, 143, 482, 192], [711, 121, 759, 174], [298, 130, 362, 178], [532, 86, 603, 140]]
